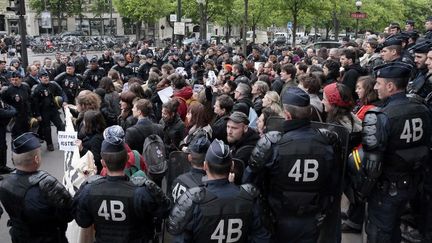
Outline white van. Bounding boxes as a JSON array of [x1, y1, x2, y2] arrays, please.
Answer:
[[246, 31, 269, 44]]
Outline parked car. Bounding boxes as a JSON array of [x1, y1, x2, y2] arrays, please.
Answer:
[[60, 31, 86, 38], [304, 41, 341, 50]]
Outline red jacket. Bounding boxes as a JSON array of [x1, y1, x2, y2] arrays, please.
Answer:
[[173, 86, 193, 121]]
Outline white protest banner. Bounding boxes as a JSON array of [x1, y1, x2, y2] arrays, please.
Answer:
[[58, 131, 78, 151]]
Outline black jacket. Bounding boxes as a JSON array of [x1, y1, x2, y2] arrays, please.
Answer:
[[230, 128, 260, 166], [160, 115, 185, 153], [80, 133, 103, 173], [212, 114, 229, 143], [341, 63, 366, 100], [125, 117, 164, 154]]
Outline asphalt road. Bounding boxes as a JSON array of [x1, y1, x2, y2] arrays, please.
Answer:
[[0, 50, 364, 242]]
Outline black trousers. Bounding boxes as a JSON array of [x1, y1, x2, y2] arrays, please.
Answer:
[[40, 109, 65, 146]]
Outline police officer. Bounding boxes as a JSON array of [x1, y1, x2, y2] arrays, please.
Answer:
[[244, 87, 340, 242], [98, 50, 114, 75], [0, 60, 10, 86], [127, 55, 141, 78], [138, 53, 156, 81], [407, 40, 432, 99], [358, 62, 431, 242], [170, 136, 210, 203], [82, 56, 105, 90], [32, 69, 65, 151], [167, 139, 270, 243], [111, 56, 133, 82], [73, 126, 171, 243], [1, 71, 31, 139], [0, 132, 73, 242], [54, 62, 83, 105], [0, 92, 16, 173]]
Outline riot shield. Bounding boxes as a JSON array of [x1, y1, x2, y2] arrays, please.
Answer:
[[166, 151, 190, 194], [310, 122, 350, 243]]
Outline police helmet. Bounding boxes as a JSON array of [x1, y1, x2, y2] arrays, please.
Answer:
[[53, 96, 63, 109]]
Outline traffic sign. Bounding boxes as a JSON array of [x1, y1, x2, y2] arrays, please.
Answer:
[[351, 12, 367, 19], [287, 21, 292, 29]]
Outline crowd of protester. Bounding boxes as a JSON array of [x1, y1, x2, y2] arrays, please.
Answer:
[[0, 18, 432, 242]]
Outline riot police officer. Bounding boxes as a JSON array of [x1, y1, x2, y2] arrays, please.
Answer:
[[167, 139, 270, 243], [244, 87, 340, 242], [407, 40, 432, 99], [138, 53, 156, 81], [111, 56, 133, 82], [54, 62, 83, 105], [170, 136, 210, 203], [98, 50, 114, 75], [359, 62, 431, 242], [32, 69, 65, 151], [0, 132, 73, 242], [82, 56, 105, 91], [73, 126, 171, 242], [1, 71, 31, 139], [0, 92, 16, 173]]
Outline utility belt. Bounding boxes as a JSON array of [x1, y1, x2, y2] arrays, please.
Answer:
[[271, 190, 329, 217], [8, 218, 64, 237], [377, 173, 418, 196]]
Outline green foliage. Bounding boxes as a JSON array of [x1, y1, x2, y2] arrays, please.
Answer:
[[91, 0, 110, 18], [29, 0, 82, 17], [113, 0, 173, 23]]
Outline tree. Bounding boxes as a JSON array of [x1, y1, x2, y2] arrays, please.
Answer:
[[113, 0, 173, 40], [277, 0, 315, 46], [91, 0, 111, 35], [29, 0, 82, 34]]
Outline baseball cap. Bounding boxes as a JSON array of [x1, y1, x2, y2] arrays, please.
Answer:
[[282, 87, 310, 107]]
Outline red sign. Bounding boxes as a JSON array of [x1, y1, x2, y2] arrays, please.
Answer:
[[351, 12, 367, 19]]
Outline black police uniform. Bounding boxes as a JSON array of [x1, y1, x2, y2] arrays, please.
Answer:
[[167, 179, 270, 243], [111, 64, 133, 82], [0, 68, 10, 86], [54, 71, 83, 105], [1, 79, 31, 138], [127, 61, 141, 78], [171, 167, 206, 203], [359, 63, 432, 243], [407, 41, 432, 99], [73, 175, 171, 243], [82, 66, 106, 90], [244, 87, 339, 243], [0, 99, 16, 170], [259, 121, 337, 242], [137, 61, 156, 81], [98, 54, 114, 75], [31, 79, 65, 147], [0, 170, 73, 243]]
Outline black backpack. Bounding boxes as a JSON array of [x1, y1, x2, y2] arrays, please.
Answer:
[[143, 134, 168, 175]]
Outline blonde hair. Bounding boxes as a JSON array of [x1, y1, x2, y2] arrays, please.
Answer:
[[263, 91, 284, 117]]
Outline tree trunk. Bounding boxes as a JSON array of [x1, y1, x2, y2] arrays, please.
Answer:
[[252, 24, 256, 43], [242, 0, 248, 56], [292, 10, 298, 47], [135, 21, 142, 40], [100, 16, 104, 35]]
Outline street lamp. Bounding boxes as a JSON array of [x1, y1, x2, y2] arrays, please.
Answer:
[[355, 0, 362, 38]]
